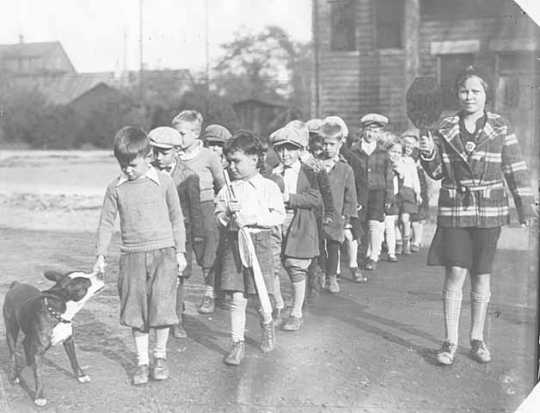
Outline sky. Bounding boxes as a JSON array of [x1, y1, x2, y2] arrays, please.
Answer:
[[0, 0, 312, 73]]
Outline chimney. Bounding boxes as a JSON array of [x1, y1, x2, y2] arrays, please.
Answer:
[[18, 34, 24, 44]]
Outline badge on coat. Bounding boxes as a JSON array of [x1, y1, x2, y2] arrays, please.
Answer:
[[465, 141, 476, 153]]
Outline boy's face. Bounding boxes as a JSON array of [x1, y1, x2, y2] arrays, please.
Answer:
[[120, 154, 150, 181], [207, 142, 224, 158], [227, 149, 258, 180], [174, 121, 200, 150], [275, 143, 301, 167], [363, 125, 383, 143], [388, 144, 402, 164], [152, 146, 176, 170], [322, 135, 342, 159], [402, 137, 417, 156]]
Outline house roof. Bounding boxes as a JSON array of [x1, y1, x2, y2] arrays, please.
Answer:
[[0, 41, 76, 73]]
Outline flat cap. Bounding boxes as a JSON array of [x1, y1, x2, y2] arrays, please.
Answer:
[[202, 124, 232, 143], [270, 121, 309, 149], [306, 118, 323, 134], [320, 116, 349, 139], [360, 113, 389, 128], [148, 127, 181, 148]]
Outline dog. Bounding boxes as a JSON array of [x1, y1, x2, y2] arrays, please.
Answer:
[[3, 270, 104, 406]]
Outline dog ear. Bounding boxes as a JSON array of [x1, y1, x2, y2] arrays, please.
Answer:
[[44, 271, 67, 282]]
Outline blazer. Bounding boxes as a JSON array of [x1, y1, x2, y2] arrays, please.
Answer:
[[421, 112, 533, 228], [170, 161, 204, 239]]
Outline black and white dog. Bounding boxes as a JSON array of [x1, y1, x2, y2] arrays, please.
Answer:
[[3, 270, 104, 406]]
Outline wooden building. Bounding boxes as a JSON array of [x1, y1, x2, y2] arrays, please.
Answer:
[[233, 97, 288, 139], [0, 41, 75, 76], [312, 0, 540, 157]]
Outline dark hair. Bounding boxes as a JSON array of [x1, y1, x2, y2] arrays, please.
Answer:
[[454, 65, 491, 101], [113, 126, 150, 165], [224, 130, 265, 170]]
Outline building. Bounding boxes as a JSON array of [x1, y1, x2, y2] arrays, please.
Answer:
[[312, 0, 540, 156], [233, 97, 288, 138]]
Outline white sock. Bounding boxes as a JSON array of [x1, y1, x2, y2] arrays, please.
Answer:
[[132, 329, 149, 366], [347, 239, 358, 268], [153, 327, 169, 360], [204, 285, 215, 298], [230, 292, 247, 342], [443, 289, 463, 345], [273, 275, 285, 310], [412, 221, 423, 246], [290, 280, 306, 318], [384, 215, 397, 256], [470, 291, 490, 342], [368, 220, 384, 262]]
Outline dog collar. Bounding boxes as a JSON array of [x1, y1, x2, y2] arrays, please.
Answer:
[[43, 297, 71, 324]]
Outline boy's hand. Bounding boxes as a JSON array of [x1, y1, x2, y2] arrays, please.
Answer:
[[228, 200, 241, 215], [419, 132, 435, 155], [93, 255, 106, 274], [176, 253, 187, 275]]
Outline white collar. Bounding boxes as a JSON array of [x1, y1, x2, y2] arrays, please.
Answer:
[[274, 160, 301, 174], [116, 166, 161, 187], [179, 140, 202, 161]]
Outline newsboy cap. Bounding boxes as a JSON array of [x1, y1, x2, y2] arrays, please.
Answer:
[[306, 118, 323, 134], [270, 121, 309, 149], [360, 113, 389, 128], [148, 126, 182, 148], [202, 124, 232, 144], [320, 116, 349, 139]]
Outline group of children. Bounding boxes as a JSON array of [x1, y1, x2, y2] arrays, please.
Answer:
[[92, 109, 429, 384]]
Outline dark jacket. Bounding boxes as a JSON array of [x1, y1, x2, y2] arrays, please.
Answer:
[[283, 165, 323, 258], [170, 161, 204, 240]]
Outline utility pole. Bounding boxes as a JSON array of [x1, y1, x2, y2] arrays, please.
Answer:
[[139, 0, 144, 103], [204, 0, 210, 114]]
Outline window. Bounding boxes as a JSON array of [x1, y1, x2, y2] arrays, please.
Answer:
[[376, 0, 404, 49], [421, 0, 507, 20], [439, 54, 474, 110], [330, 0, 356, 51]]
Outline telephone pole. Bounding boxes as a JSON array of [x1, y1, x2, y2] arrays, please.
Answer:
[[139, 0, 144, 103]]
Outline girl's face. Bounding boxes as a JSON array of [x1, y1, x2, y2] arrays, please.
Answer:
[[457, 76, 487, 115], [275, 143, 301, 167], [388, 144, 402, 165], [226, 149, 258, 180], [322, 136, 342, 159], [402, 137, 417, 156]]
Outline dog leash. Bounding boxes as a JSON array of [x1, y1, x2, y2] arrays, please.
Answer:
[[43, 297, 71, 324]]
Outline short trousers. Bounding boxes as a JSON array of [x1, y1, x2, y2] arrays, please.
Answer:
[[118, 247, 179, 331], [427, 226, 502, 274], [284, 257, 312, 283], [200, 200, 220, 269], [398, 187, 418, 215]]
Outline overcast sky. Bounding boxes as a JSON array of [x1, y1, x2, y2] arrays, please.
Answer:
[[0, 0, 312, 73]]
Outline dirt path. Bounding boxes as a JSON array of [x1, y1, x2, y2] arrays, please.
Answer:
[[0, 227, 536, 412]]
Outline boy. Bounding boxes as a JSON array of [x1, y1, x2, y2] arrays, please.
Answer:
[[202, 124, 232, 168], [173, 110, 225, 314], [318, 117, 358, 293], [215, 131, 285, 365], [271, 122, 322, 331], [148, 126, 204, 339], [93, 126, 186, 385], [342, 113, 393, 271]]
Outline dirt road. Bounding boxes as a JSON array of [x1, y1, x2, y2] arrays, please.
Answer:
[[0, 226, 536, 412]]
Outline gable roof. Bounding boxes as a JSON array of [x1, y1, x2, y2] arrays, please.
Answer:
[[0, 41, 76, 73]]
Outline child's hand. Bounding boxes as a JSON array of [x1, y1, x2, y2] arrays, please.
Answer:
[[176, 253, 187, 275], [283, 191, 290, 203], [93, 255, 106, 274], [228, 200, 241, 214], [416, 193, 423, 204]]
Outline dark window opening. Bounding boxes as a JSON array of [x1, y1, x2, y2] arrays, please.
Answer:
[[330, 0, 356, 51], [376, 0, 404, 49], [439, 54, 474, 110]]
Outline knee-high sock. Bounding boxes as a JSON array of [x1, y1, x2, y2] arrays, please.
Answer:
[[384, 215, 397, 256], [412, 221, 424, 246], [176, 278, 184, 322], [346, 238, 358, 268], [230, 292, 248, 342], [273, 274, 285, 310], [367, 220, 384, 262], [443, 288, 463, 345], [153, 327, 169, 360], [290, 280, 306, 318], [132, 329, 149, 366], [203, 268, 215, 297], [470, 291, 491, 342]]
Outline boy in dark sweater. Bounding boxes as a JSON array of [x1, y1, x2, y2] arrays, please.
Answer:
[[94, 127, 186, 385]]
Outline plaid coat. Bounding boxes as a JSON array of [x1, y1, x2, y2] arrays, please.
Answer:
[[421, 112, 533, 228]]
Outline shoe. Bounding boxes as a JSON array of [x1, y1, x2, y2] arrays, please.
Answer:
[[224, 341, 245, 366], [327, 275, 340, 293], [436, 341, 457, 366], [260, 321, 275, 353], [151, 358, 169, 381], [282, 315, 303, 331], [410, 243, 420, 253], [198, 295, 215, 314], [351, 267, 367, 283], [132, 364, 149, 385], [470, 340, 491, 363], [388, 255, 398, 263], [171, 322, 187, 339], [395, 244, 403, 255], [272, 307, 284, 327], [364, 259, 377, 271]]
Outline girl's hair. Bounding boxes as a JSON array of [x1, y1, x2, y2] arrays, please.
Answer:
[[454, 65, 491, 101], [113, 126, 150, 165], [224, 130, 265, 170]]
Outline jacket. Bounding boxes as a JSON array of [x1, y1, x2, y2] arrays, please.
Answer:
[[421, 112, 533, 228], [170, 161, 204, 240]]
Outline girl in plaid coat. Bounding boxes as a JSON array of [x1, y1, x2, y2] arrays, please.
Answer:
[[419, 66, 533, 366]]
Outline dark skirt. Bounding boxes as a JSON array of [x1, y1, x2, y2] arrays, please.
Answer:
[[398, 187, 418, 215], [427, 225, 502, 274], [218, 230, 274, 295]]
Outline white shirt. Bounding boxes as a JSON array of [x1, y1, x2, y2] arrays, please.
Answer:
[[361, 139, 377, 156], [215, 173, 285, 230], [116, 166, 160, 187], [273, 160, 301, 195], [394, 156, 421, 195]]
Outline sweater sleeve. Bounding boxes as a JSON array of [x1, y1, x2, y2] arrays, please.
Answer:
[[420, 133, 444, 180], [209, 151, 225, 193], [96, 183, 118, 257], [165, 176, 186, 253]]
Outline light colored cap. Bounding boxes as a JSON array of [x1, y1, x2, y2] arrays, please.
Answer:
[[148, 127, 181, 149], [202, 124, 232, 143], [306, 118, 323, 134], [270, 121, 309, 149], [320, 116, 349, 138], [360, 113, 389, 128]]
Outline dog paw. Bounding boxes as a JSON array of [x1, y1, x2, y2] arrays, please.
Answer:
[[77, 375, 91, 383], [34, 398, 47, 407]]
